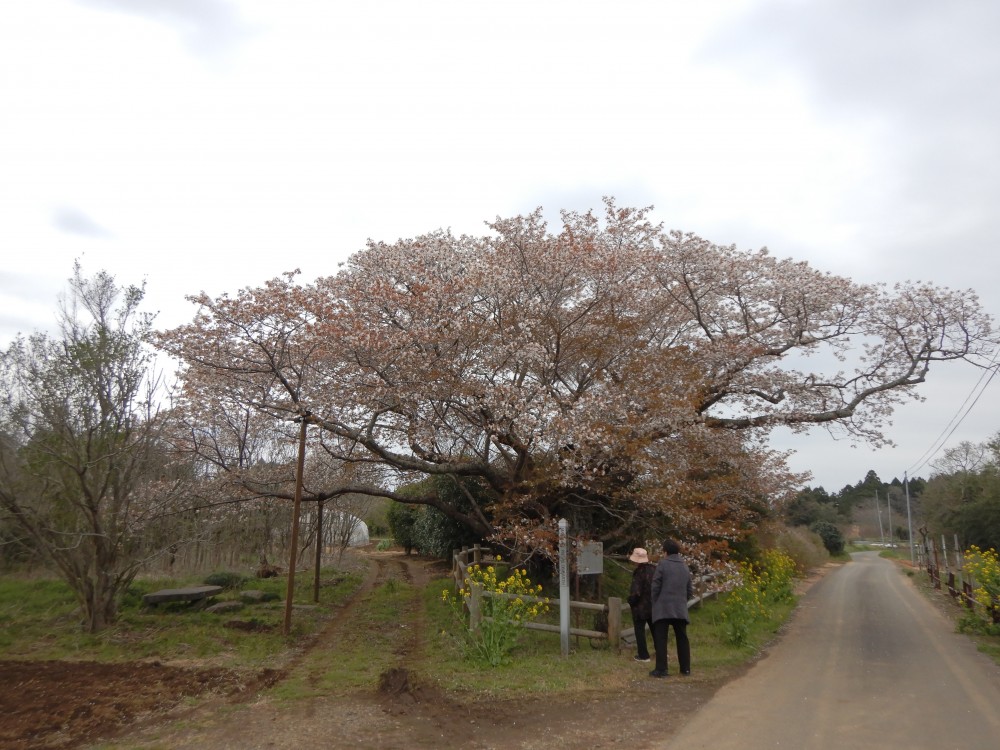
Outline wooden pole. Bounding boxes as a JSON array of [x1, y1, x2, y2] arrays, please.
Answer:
[[469, 582, 483, 632], [313, 498, 324, 603], [283, 417, 308, 636], [607, 597, 622, 653]]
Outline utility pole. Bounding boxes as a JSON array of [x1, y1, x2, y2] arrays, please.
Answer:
[[283, 415, 308, 637], [875, 490, 885, 545], [904, 472, 915, 565], [886, 490, 894, 548]]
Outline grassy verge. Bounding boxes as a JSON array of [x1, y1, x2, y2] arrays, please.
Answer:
[[1, 561, 800, 700], [439, 583, 793, 697], [0, 568, 362, 668]]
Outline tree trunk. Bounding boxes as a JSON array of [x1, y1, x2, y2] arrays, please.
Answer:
[[84, 587, 118, 633]]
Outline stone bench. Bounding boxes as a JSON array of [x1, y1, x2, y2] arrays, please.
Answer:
[[142, 585, 223, 606]]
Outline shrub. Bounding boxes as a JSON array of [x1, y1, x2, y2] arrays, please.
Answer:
[[809, 521, 845, 555], [957, 611, 1000, 636], [386, 502, 422, 555], [720, 562, 768, 646], [719, 548, 797, 646], [758, 549, 796, 603], [393, 474, 490, 559], [203, 571, 248, 590], [411, 505, 480, 559], [964, 545, 1000, 625], [773, 526, 829, 573], [443, 557, 550, 666]]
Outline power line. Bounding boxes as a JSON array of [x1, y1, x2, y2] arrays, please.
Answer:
[[906, 360, 993, 471], [906, 355, 1000, 477]]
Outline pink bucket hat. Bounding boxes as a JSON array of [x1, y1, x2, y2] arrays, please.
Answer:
[[628, 547, 649, 564]]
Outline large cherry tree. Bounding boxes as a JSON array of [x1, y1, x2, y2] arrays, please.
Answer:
[[158, 200, 997, 559]]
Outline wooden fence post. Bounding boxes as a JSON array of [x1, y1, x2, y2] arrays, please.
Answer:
[[932, 539, 942, 589], [468, 582, 483, 632], [607, 597, 622, 653]]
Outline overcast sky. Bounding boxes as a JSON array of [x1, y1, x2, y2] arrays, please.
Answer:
[[2, 0, 998, 491]]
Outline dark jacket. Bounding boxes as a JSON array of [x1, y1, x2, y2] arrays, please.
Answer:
[[628, 562, 655, 621], [651, 554, 693, 623]]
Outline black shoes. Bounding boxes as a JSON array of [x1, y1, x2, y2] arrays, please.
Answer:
[[633, 655, 651, 663], [649, 669, 668, 678]]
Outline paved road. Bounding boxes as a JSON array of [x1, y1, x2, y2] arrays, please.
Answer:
[[666, 551, 1000, 750]]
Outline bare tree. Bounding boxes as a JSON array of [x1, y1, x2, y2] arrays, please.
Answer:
[[0, 265, 182, 632], [323, 493, 372, 561]]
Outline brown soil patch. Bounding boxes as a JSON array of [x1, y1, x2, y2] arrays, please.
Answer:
[[0, 659, 281, 750], [114, 664, 736, 750]]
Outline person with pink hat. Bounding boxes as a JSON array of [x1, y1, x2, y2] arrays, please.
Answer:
[[627, 547, 656, 663]]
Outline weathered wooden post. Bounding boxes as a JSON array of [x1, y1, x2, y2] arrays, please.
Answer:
[[608, 597, 622, 653], [931, 539, 941, 589], [468, 581, 483, 632]]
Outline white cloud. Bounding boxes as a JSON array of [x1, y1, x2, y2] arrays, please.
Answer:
[[53, 206, 114, 238], [76, 0, 252, 57]]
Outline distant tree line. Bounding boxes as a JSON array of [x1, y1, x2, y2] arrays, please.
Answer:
[[787, 470, 925, 534], [920, 436, 1000, 551], [788, 445, 1000, 555]]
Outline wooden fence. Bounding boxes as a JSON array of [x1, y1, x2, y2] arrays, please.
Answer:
[[922, 539, 999, 625], [451, 545, 723, 651]]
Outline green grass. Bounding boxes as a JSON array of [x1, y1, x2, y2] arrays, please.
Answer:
[[0, 577, 87, 656], [270, 575, 427, 701], [1, 562, 802, 704], [270, 564, 797, 703], [0, 568, 362, 667], [877, 546, 915, 562], [390, 575, 797, 698]]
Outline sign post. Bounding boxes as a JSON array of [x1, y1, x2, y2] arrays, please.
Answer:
[[558, 518, 570, 657]]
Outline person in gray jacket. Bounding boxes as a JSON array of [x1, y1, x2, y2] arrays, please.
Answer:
[[649, 538, 693, 677]]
